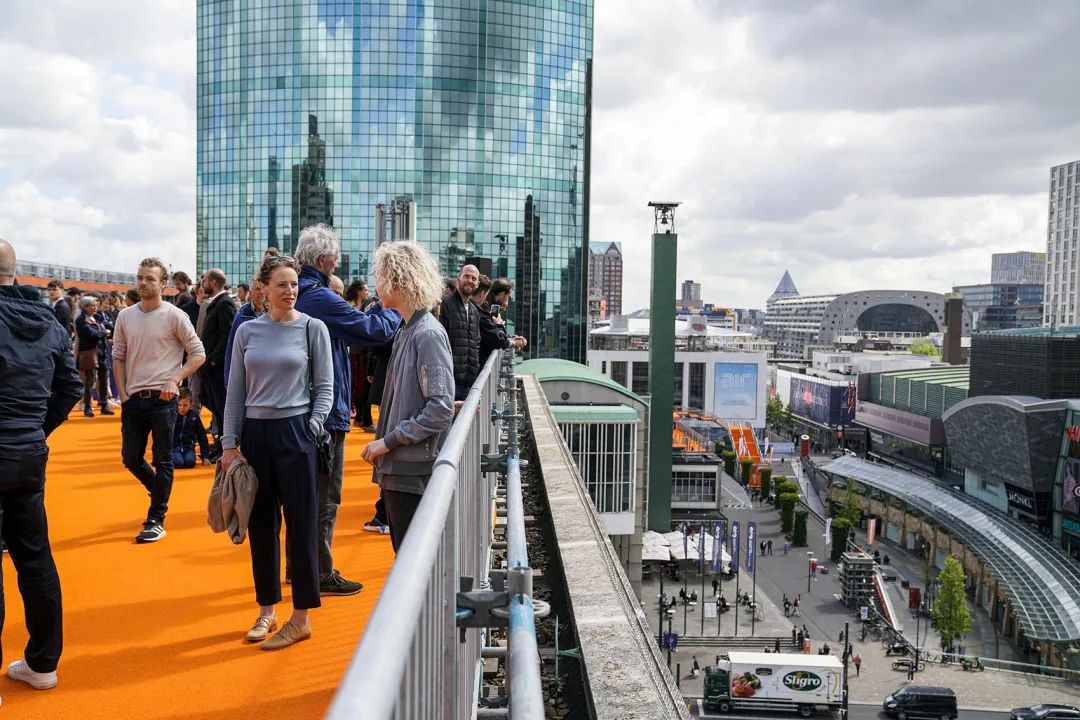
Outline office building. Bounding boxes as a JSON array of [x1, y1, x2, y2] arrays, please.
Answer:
[[196, 1, 594, 361], [1045, 160, 1080, 327], [953, 282, 1044, 332], [587, 313, 770, 427], [766, 270, 799, 309], [969, 327, 1080, 399], [992, 251, 1046, 285], [587, 241, 622, 318], [679, 279, 702, 309]]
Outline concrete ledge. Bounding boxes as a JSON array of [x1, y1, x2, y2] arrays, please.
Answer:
[[522, 376, 691, 720]]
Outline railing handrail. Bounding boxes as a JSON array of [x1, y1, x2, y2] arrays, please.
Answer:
[[326, 352, 500, 720]]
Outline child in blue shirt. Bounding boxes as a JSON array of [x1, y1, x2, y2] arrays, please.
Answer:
[[172, 388, 211, 468]]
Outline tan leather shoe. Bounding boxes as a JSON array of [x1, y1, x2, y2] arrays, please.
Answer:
[[261, 620, 312, 651], [246, 613, 277, 643]]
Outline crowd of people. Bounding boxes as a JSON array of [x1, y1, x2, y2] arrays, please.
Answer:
[[0, 225, 528, 692]]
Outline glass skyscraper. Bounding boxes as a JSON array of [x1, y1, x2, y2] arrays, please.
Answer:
[[196, 0, 593, 361]]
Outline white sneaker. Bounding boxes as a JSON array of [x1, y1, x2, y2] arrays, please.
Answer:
[[7, 659, 57, 690]]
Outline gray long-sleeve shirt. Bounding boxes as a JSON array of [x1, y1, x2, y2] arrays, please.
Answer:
[[221, 313, 333, 450]]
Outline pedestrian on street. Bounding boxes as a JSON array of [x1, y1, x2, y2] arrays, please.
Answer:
[[854, 653, 862, 677], [791, 628, 798, 647], [783, 598, 791, 617], [711, 578, 719, 597], [691, 656, 700, 678], [783, 541, 789, 555], [767, 539, 773, 555], [774, 638, 781, 653], [0, 237, 84, 691], [793, 596, 801, 616]]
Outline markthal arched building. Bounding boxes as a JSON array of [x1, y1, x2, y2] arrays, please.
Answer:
[[196, 1, 593, 361]]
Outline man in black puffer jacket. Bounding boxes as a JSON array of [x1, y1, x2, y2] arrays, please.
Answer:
[[0, 238, 83, 690], [439, 264, 480, 401]]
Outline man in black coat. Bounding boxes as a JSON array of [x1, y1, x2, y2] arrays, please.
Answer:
[[45, 280, 73, 337], [196, 268, 236, 457], [0, 238, 83, 690], [439, 264, 480, 401]]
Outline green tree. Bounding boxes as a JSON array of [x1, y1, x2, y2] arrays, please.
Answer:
[[722, 450, 737, 478], [759, 468, 773, 501], [793, 510, 809, 547], [766, 395, 785, 429], [932, 556, 973, 651], [783, 404, 794, 431], [909, 338, 939, 357], [775, 480, 800, 498], [839, 480, 863, 527], [829, 517, 852, 563], [740, 459, 754, 484], [779, 493, 798, 534]]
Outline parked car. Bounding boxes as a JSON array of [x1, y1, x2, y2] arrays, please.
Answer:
[[883, 685, 957, 720], [1010, 705, 1080, 720]]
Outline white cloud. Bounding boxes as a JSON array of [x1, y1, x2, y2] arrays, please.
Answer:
[[592, 0, 1077, 308]]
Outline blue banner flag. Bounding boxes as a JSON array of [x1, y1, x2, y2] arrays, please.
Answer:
[[710, 522, 721, 573], [730, 521, 740, 573], [746, 521, 757, 573], [698, 525, 706, 573]]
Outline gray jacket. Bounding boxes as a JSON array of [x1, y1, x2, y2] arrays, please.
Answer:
[[375, 308, 455, 476]]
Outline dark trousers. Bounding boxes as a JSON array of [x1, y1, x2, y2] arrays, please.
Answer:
[[200, 368, 227, 449], [171, 448, 196, 469], [382, 489, 423, 554], [0, 444, 63, 673], [121, 395, 177, 524], [317, 431, 346, 579], [348, 354, 372, 425], [243, 415, 320, 610], [81, 366, 109, 410]]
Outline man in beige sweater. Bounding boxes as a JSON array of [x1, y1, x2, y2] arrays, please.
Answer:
[[113, 258, 206, 543]]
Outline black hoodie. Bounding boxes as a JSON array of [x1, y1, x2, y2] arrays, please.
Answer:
[[0, 285, 83, 443]]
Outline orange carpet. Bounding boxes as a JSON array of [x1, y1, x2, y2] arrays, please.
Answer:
[[1, 408, 392, 719]]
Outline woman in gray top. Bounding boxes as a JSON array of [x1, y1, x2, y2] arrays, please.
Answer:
[[220, 254, 333, 651], [361, 241, 455, 553]]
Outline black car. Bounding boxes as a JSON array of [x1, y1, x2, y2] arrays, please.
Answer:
[[1010, 705, 1080, 720]]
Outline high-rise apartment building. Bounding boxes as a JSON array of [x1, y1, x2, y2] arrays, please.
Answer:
[[196, 1, 593, 361], [992, 251, 1046, 285], [1045, 161, 1080, 327], [588, 241, 622, 318], [679, 279, 702, 309]]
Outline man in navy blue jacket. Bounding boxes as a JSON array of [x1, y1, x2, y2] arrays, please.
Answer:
[[294, 224, 400, 596], [0, 238, 83, 690]]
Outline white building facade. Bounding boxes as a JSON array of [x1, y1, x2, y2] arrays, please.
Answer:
[[1044, 161, 1080, 326]]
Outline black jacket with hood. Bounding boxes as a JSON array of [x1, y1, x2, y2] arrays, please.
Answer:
[[438, 291, 480, 391], [0, 285, 83, 443]]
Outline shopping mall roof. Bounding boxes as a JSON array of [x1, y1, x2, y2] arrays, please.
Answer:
[[516, 358, 644, 405], [819, 455, 1080, 643], [867, 366, 969, 419], [989, 325, 1080, 337]]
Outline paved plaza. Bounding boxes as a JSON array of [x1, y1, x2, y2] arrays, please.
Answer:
[[643, 466, 1080, 711]]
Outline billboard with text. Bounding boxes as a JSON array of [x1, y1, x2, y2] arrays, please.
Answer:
[[713, 363, 759, 420], [788, 377, 856, 427]]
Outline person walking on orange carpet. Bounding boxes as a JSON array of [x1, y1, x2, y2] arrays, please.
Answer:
[[0, 237, 84, 692], [221, 255, 333, 651], [113, 257, 206, 544]]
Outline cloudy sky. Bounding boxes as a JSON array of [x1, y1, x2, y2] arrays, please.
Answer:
[[2, 1, 1076, 308]]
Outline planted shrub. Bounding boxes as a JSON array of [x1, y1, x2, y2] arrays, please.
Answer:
[[793, 510, 809, 547], [779, 493, 799, 534], [830, 517, 853, 563]]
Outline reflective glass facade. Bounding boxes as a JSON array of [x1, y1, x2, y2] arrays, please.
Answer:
[[196, 0, 593, 360]]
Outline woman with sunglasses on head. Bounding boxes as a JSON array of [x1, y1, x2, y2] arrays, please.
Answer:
[[220, 255, 333, 650]]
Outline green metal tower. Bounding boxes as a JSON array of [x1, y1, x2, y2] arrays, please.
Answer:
[[646, 202, 679, 532]]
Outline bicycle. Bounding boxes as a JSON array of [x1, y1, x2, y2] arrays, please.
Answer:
[[920, 649, 940, 663]]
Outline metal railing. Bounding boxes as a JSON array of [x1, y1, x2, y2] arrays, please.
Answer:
[[327, 351, 503, 720]]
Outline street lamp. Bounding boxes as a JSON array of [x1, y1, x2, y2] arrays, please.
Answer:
[[807, 552, 815, 593]]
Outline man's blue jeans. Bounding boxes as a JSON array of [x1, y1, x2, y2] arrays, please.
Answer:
[[121, 394, 177, 524]]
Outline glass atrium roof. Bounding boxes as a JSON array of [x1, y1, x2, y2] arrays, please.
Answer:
[[821, 456, 1080, 642]]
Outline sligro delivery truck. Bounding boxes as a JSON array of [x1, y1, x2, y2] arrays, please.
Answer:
[[704, 652, 844, 717]]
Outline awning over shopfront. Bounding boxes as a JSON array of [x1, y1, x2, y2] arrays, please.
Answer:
[[820, 455, 1080, 643]]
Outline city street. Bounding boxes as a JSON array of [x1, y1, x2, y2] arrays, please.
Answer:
[[686, 698, 1010, 720], [645, 465, 1080, 711]]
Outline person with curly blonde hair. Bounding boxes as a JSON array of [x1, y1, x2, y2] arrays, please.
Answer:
[[361, 241, 454, 552]]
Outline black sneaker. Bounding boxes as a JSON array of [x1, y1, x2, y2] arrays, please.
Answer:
[[100, 406, 115, 416], [135, 522, 166, 544], [320, 572, 363, 596], [83, 407, 94, 417]]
